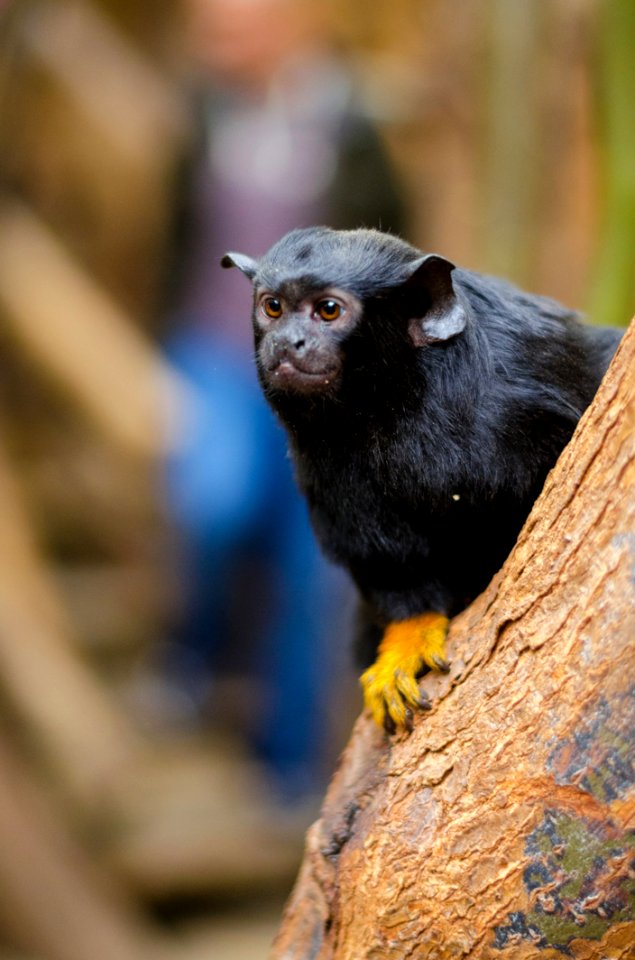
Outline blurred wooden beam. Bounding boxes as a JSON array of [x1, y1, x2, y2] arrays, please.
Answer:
[[481, 0, 543, 283], [0, 726, 162, 960], [0, 201, 190, 460], [0, 431, 144, 803], [19, 0, 187, 166]]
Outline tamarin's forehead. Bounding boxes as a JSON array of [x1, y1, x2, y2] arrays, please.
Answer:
[[255, 227, 420, 300], [252, 245, 366, 311], [254, 272, 331, 302], [256, 237, 354, 293]]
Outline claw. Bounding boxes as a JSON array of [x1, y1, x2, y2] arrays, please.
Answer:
[[383, 707, 397, 735], [432, 655, 450, 673], [360, 612, 450, 733]]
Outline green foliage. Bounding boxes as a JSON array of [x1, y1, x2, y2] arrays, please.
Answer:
[[587, 0, 635, 327]]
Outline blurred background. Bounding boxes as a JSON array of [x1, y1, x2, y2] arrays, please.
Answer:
[[0, 0, 632, 957]]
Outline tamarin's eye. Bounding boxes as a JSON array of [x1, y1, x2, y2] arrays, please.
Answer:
[[316, 300, 342, 321], [262, 297, 283, 319]]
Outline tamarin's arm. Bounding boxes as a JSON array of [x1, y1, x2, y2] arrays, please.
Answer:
[[360, 613, 450, 733], [351, 560, 455, 732]]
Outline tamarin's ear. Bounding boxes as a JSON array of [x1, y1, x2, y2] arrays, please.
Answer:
[[402, 254, 468, 345], [220, 252, 258, 280]]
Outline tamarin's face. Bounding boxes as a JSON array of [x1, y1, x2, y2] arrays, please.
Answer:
[[251, 282, 362, 395], [222, 226, 467, 399]]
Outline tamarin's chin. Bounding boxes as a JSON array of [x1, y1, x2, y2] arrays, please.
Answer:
[[266, 360, 340, 393]]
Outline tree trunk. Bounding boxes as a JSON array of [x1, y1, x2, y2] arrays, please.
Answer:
[[271, 320, 635, 960]]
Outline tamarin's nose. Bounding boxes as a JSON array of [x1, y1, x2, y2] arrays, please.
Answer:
[[293, 338, 306, 352]]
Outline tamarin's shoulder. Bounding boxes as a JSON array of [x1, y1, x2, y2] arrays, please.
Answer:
[[451, 266, 584, 347], [447, 266, 621, 390]]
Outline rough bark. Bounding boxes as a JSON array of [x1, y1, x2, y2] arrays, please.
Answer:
[[271, 320, 635, 960]]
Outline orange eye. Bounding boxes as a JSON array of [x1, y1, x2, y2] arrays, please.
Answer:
[[262, 297, 283, 319], [317, 299, 342, 321]]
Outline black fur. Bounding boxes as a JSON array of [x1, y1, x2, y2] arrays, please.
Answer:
[[222, 227, 622, 664]]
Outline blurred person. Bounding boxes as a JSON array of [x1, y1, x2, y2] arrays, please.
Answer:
[[160, 0, 407, 802]]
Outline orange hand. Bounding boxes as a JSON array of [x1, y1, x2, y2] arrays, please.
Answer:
[[360, 612, 450, 732]]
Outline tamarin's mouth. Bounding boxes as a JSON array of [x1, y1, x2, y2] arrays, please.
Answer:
[[268, 359, 339, 393]]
